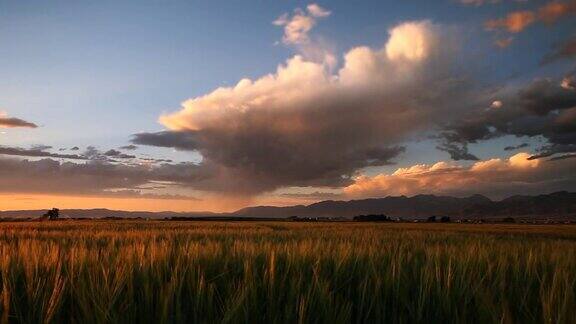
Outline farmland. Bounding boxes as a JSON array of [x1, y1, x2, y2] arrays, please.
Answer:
[[0, 221, 574, 323]]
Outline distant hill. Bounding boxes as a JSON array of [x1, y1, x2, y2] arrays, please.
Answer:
[[232, 191, 576, 219], [1, 191, 575, 220], [0, 209, 217, 220]]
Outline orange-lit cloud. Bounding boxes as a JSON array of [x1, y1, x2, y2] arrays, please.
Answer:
[[344, 153, 576, 198], [538, 0, 576, 23], [485, 0, 576, 34], [495, 37, 514, 48], [485, 10, 536, 33]]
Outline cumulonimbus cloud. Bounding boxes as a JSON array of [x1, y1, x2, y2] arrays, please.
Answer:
[[344, 152, 576, 199], [134, 20, 478, 195]]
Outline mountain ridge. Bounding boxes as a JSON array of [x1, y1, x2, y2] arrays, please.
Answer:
[[1, 191, 574, 220]]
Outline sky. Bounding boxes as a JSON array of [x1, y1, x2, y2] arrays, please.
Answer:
[[1, 0, 576, 212]]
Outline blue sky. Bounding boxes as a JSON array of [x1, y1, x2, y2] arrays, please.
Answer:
[[1, 0, 575, 211]]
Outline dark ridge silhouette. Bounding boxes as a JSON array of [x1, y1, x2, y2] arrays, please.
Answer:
[[233, 192, 575, 219], [0, 191, 574, 220]]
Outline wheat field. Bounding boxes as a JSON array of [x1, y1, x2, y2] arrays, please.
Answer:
[[0, 221, 574, 323]]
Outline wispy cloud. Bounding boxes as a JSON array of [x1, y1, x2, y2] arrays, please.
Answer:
[[273, 3, 331, 45]]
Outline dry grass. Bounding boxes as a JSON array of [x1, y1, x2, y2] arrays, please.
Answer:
[[0, 221, 574, 323]]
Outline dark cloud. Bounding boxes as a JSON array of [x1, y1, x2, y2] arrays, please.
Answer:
[[541, 35, 576, 64], [133, 127, 407, 194], [0, 157, 205, 197], [119, 144, 138, 150], [548, 153, 576, 161], [504, 143, 529, 151], [438, 77, 576, 160], [517, 78, 576, 115], [131, 131, 199, 151], [31, 145, 53, 151], [0, 117, 38, 128], [141, 157, 174, 163], [436, 141, 480, 161], [100, 190, 198, 200], [0, 146, 87, 160], [279, 191, 341, 200], [104, 149, 136, 159]]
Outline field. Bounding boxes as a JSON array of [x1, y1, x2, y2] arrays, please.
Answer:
[[0, 221, 575, 323]]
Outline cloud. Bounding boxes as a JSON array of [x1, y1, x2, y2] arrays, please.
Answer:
[[437, 76, 576, 160], [485, 0, 576, 34], [504, 143, 530, 151], [0, 113, 38, 128], [561, 76, 576, 90], [104, 149, 136, 159], [538, 0, 576, 23], [385, 21, 443, 62], [485, 10, 535, 33], [0, 145, 87, 160], [458, 0, 501, 6], [436, 141, 480, 161], [541, 35, 576, 64], [132, 131, 199, 150], [495, 37, 514, 48], [0, 157, 205, 198], [0, 145, 145, 164], [344, 152, 576, 199], [273, 3, 330, 45], [134, 20, 475, 195], [549, 153, 576, 160], [306, 4, 331, 18], [119, 144, 138, 150]]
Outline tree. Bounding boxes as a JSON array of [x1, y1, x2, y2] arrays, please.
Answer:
[[43, 208, 60, 220], [427, 216, 436, 222], [354, 214, 391, 222], [440, 216, 451, 223]]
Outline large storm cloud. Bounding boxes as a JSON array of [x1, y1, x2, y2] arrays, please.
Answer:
[[133, 20, 482, 195]]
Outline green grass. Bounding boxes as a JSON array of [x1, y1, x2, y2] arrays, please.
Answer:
[[0, 221, 574, 323]]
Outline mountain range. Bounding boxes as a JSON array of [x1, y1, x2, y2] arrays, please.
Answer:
[[1, 191, 575, 220]]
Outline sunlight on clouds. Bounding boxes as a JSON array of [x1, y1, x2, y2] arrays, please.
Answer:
[[386, 21, 437, 62], [344, 153, 569, 198]]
